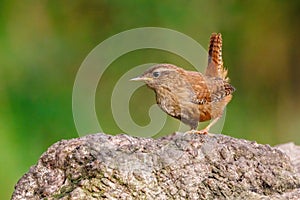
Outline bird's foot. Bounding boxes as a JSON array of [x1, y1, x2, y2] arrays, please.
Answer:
[[185, 129, 208, 135]]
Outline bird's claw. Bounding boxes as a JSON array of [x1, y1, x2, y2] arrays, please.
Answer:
[[185, 129, 208, 135]]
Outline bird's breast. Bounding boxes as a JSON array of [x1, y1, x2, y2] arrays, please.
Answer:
[[155, 87, 181, 117]]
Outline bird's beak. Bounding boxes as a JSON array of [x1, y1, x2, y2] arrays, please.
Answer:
[[130, 76, 152, 82]]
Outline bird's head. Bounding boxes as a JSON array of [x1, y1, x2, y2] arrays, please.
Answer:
[[130, 64, 184, 89]]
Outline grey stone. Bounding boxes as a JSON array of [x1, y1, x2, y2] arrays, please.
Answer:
[[12, 133, 300, 199]]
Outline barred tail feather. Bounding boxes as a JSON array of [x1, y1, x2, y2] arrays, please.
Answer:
[[205, 33, 228, 81]]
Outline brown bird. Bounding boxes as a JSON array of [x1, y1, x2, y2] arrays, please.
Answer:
[[131, 33, 235, 134]]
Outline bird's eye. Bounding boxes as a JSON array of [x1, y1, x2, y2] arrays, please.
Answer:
[[152, 71, 160, 77]]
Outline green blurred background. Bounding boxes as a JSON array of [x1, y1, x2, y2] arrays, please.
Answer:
[[1, 0, 300, 198]]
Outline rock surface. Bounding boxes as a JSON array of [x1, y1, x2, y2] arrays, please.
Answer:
[[12, 133, 300, 200]]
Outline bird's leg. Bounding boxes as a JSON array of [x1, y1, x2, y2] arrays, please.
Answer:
[[198, 117, 220, 134], [185, 117, 220, 135]]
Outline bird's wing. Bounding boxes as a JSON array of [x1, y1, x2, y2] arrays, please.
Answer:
[[186, 72, 234, 104], [205, 33, 228, 81]]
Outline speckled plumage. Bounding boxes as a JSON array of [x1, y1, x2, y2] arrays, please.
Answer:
[[131, 33, 235, 133]]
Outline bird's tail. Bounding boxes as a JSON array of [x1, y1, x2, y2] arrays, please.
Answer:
[[205, 33, 229, 81]]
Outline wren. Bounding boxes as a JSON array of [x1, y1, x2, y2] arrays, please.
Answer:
[[131, 33, 235, 134]]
